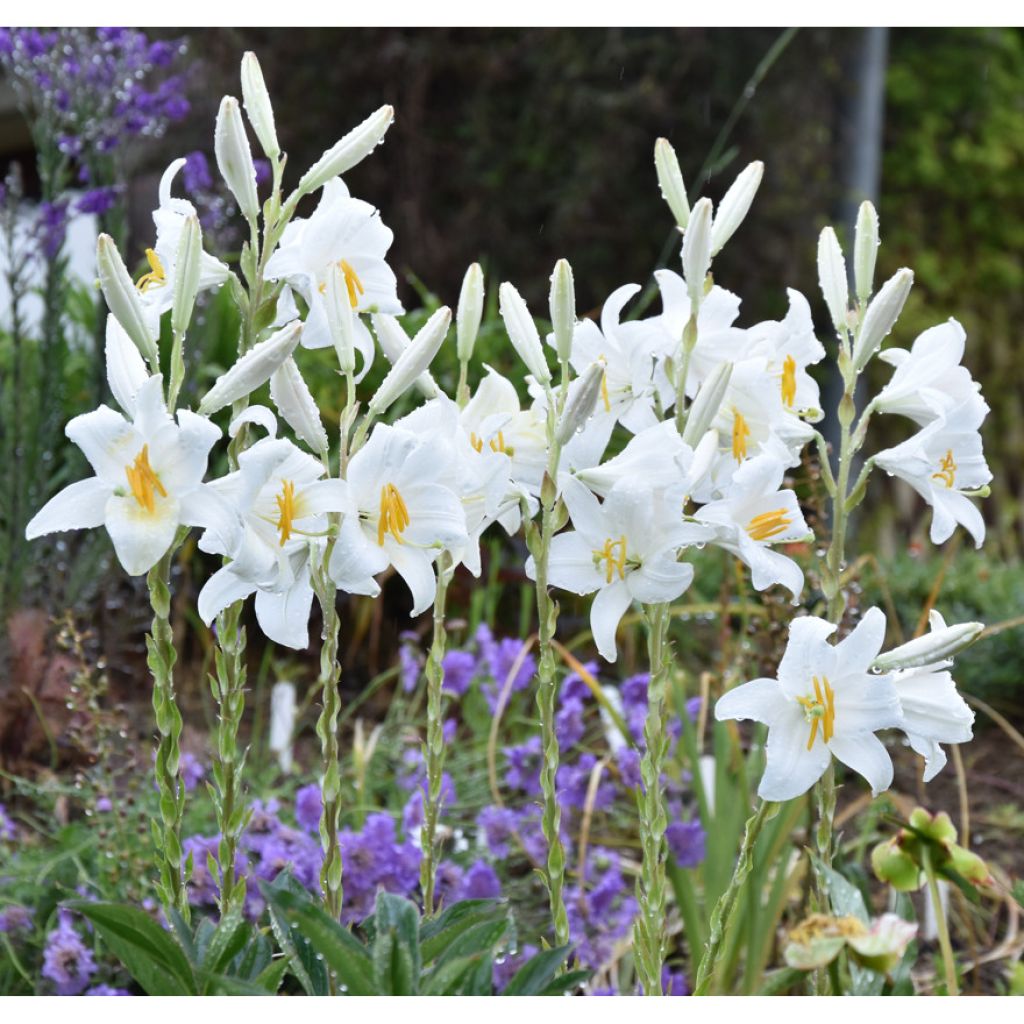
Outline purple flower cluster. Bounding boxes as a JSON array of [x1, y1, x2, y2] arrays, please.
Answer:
[[0, 904, 33, 935], [41, 911, 96, 995], [565, 849, 638, 971], [0, 803, 16, 841], [85, 984, 132, 996], [339, 813, 420, 923], [476, 624, 536, 711]]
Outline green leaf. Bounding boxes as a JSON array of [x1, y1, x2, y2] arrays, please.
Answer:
[[202, 907, 250, 978], [371, 892, 421, 995], [502, 944, 574, 995], [533, 969, 591, 995], [420, 899, 508, 963], [68, 901, 197, 996], [433, 917, 512, 972], [265, 877, 330, 996], [817, 862, 869, 922], [422, 953, 491, 995]]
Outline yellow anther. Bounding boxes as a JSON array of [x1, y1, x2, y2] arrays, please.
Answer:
[[931, 449, 957, 489], [377, 483, 410, 546], [489, 431, 509, 454], [339, 259, 364, 308], [746, 507, 793, 543], [593, 536, 627, 584], [781, 354, 797, 408], [598, 355, 611, 412], [731, 410, 751, 462], [124, 444, 167, 514], [136, 248, 166, 292], [469, 432, 485, 453], [797, 675, 835, 750], [275, 479, 297, 546]]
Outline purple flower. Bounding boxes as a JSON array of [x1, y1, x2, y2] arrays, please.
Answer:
[[399, 636, 423, 693], [36, 200, 68, 260], [461, 859, 501, 899], [477, 805, 519, 859], [0, 905, 33, 935], [42, 919, 97, 995], [180, 752, 205, 792], [434, 860, 465, 907], [95, 796, 113, 813], [557, 754, 617, 811], [476, 624, 536, 710], [666, 820, 706, 868], [75, 186, 119, 216], [616, 747, 641, 789], [565, 849, 637, 970], [182, 150, 213, 193], [685, 696, 703, 722], [660, 966, 690, 996], [493, 943, 538, 992], [339, 813, 421, 924], [85, 984, 132, 996], [254, 158, 271, 186], [441, 650, 477, 697], [561, 661, 599, 702], [503, 736, 542, 797], [0, 803, 16, 841], [294, 783, 322, 833], [556, 696, 586, 751]]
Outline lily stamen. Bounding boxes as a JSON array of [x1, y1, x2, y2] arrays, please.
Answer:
[[781, 354, 797, 408], [796, 675, 835, 750], [124, 444, 167, 513], [275, 479, 297, 546], [593, 536, 627, 583], [931, 449, 957, 489], [136, 248, 166, 292], [747, 507, 792, 542], [732, 410, 751, 462], [339, 258, 365, 308], [377, 482, 410, 545]]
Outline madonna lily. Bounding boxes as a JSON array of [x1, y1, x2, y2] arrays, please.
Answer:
[[693, 453, 811, 598], [873, 319, 986, 426], [329, 424, 468, 615], [715, 608, 904, 801], [264, 178, 401, 375], [874, 398, 991, 548], [26, 375, 228, 577], [197, 427, 348, 649], [527, 478, 708, 662]]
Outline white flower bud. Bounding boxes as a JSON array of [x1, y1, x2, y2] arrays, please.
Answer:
[[171, 215, 202, 338], [682, 197, 713, 307], [456, 262, 485, 363], [555, 359, 605, 445], [817, 226, 849, 336], [549, 258, 576, 366], [499, 282, 551, 385], [710, 161, 763, 256], [682, 360, 733, 446], [852, 268, 913, 373], [241, 52, 280, 161], [854, 200, 879, 304], [199, 320, 303, 414], [873, 615, 983, 672], [297, 105, 394, 196], [654, 138, 689, 229], [96, 234, 159, 371], [372, 313, 440, 400], [369, 306, 451, 414], [270, 356, 329, 454], [323, 262, 357, 374], [269, 681, 296, 773], [104, 315, 149, 417], [215, 96, 260, 224]]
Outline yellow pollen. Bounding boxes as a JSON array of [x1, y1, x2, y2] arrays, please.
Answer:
[[469, 432, 484, 453], [598, 355, 611, 412], [339, 259, 364, 308], [931, 449, 957, 489], [746, 507, 792, 542], [731, 410, 751, 462], [593, 536, 627, 584], [275, 479, 297, 546], [781, 354, 797, 408], [124, 444, 167, 514], [377, 483, 410, 546], [796, 675, 835, 750], [136, 248, 166, 292]]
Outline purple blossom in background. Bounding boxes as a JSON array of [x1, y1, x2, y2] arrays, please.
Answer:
[[0, 905, 33, 935], [182, 150, 213, 193], [401, 771, 456, 834], [666, 820, 706, 868], [503, 736, 542, 797], [441, 649, 477, 697], [180, 752, 205, 792], [36, 199, 68, 260], [565, 849, 637, 971], [616, 747, 642, 789], [0, 803, 16, 840], [85, 984, 132, 996], [461, 859, 501, 899], [660, 966, 690, 996], [340, 812, 421, 923], [399, 634, 423, 692], [561, 661, 599, 702], [477, 804, 519, 859], [493, 943, 538, 992], [95, 796, 113, 813], [476, 624, 536, 710], [434, 860, 465, 906], [557, 754, 617, 811], [75, 186, 119, 216], [685, 696, 703, 722], [254, 159, 272, 186], [556, 696, 586, 751], [294, 783, 322, 833], [42, 918, 96, 995], [620, 672, 650, 741]]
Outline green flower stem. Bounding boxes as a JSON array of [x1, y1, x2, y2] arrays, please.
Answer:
[[420, 552, 454, 915], [693, 799, 775, 995], [633, 602, 672, 995], [146, 543, 190, 921], [922, 846, 959, 996]]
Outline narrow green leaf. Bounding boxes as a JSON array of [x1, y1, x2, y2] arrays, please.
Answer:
[[502, 944, 574, 995]]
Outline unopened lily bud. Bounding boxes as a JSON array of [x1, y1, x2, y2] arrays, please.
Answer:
[[269, 681, 296, 773], [873, 614, 983, 671], [710, 161, 763, 256], [549, 258, 576, 366], [499, 282, 551, 385], [854, 200, 879, 304], [852, 268, 913, 373], [171, 215, 202, 338], [371, 313, 440, 399], [323, 262, 357, 374], [199, 320, 303, 414], [270, 357, 329, 454], [369, 306, 450, 414], [456, 262, 485, 363], [241, 52, 280, 161], [215, 96, 259, 224], [654, 138, 689, 229], [298, 105, 394, 197], [555, 359, 605, 445], [96, 234, 159, 371], [817, 226, 849, 336], [682, 197, 713, 306], [682, 360, 733, 446]]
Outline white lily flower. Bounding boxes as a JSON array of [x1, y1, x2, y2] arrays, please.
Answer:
[[264, 178, 401, 374], [874, 609, 984, 671], [694, 453, 811, 599], [874, 319, 986, 426], [716, 609, 904, 801], [329, 424, 468, 615], [874, 399, 991, 548], [527, 478, 708, 662], [198, 430, 347, 649], [26, 374, 229, 576]]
